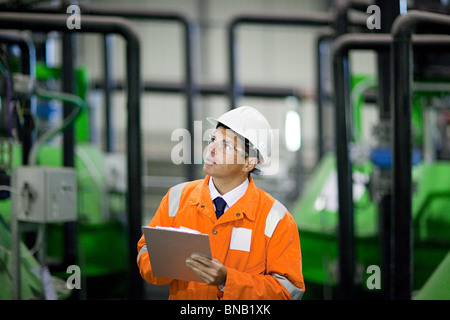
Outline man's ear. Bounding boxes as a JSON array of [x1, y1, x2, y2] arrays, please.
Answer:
[[242, 157, 258, 173]]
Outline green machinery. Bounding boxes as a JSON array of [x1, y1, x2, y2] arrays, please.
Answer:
[[0, 60, 128, 299], [292, 76, 450, 299], [293, 153, 450, 299]]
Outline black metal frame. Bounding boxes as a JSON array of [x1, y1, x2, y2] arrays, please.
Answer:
[[1, 2, 199, 181], [76, 4, 199, 181], [86, 3, 366, 178], [227, 12, 331, 109], [332, 34, 390, 300], [390, 10, 450, 300], [7, 1, 443, 302], [315, 28, 335, 160], [0, 12, 143, 299], [332, 31, 450, 299], [224, 0, 370, 161]]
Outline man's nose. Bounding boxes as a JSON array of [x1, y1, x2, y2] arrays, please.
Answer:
[[208, 142, 216, 156]]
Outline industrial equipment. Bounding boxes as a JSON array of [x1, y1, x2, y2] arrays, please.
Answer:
[[292, 3, 450, 298], [1, 0, 449, 301], [0, 13, 137, 299]]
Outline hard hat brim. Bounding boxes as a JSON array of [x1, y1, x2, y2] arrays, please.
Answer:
[[206, 106, 273, 168], [206, 116, 219, 127]]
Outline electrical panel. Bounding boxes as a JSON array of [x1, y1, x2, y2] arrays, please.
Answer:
[[11, 166, 77, 223]]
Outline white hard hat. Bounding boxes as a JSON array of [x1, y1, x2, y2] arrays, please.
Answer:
[[207, 106, 274, 174]]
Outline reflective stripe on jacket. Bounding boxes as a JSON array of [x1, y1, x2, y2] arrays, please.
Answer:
[[137, 175, 305, 300]]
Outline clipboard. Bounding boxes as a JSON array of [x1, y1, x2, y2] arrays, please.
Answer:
[[142, 226, 211, 282]]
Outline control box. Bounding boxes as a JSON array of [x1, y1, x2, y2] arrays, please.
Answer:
[[11, 166, 77, 223]]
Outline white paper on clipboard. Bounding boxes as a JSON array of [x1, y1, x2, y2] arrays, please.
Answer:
[[142, 226, 211, 282]]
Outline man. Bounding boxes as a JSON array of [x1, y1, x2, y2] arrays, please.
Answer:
[[137, 106, 305, 300]]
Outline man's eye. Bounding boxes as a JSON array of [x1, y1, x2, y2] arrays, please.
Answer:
[[224, 143, 233, 151]]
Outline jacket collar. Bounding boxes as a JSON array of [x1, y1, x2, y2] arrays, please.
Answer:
[[193, 175, 259, 222]]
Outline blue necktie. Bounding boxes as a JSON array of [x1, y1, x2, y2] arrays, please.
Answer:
[[213, 197, 227, 219]]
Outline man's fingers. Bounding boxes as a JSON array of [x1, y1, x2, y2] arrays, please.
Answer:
[[186, 255, 216, 275], [190, 253, 212, 265], [186, 254, 226, 285], [186, 258, 215, 283]]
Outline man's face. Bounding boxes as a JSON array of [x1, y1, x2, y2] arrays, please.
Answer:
[[203, 126, 247, 179]]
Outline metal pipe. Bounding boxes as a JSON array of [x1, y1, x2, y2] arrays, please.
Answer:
[[334, 0, 349, 36], [86, 5, 199, 180], [390, 9, 450, 300], [82, 5, 198, 180], [184, 22, 199, 181], [62, 32, 75, 168], [0, 12, 143, 300], [9, 3, 199, 181], [332, 31, 450, 300], [331, 33, 395, 300], [227, 13, 331, 108], [374, 0, 400, 300], [88, 7, 198, 179], [103, 34, 116, 152], [92, 79, 305, 99], [61, 32, 78, 277], [315, 28, 335, 160]]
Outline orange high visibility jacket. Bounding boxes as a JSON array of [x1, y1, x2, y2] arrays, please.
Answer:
[[137, 176, 305, 300]]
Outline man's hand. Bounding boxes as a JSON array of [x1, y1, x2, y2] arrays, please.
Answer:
[[186, 253, 227, 286]]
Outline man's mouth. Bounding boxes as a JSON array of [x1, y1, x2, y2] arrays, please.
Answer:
[[204, 157, 216, 165]]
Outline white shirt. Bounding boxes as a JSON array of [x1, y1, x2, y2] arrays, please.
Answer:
[[209, 177, 249, 214], [209, 177, 250, 291]]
